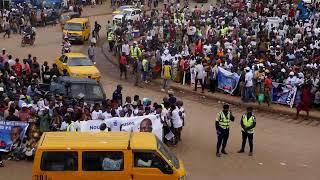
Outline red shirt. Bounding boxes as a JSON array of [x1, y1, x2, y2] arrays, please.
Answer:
[[264, 78, 272, 90], [23, 63, 31, 74], [13, 63, 23, 77], [119, 56, 127, 65]]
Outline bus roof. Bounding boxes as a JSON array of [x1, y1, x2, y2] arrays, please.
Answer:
[[38, 132, 157, 150]]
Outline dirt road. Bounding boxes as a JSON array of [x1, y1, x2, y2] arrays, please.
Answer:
[[0, 14, 320, 180]]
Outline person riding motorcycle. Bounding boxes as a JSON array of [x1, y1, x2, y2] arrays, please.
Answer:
[[62, 36, 71, 54], [23, 25, 36, 43]]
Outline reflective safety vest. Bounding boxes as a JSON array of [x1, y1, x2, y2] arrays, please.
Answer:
[[241, 115, 255, 134], [67, 122, 77, 132], [130, 46, 141, 59], [220, 27, 229, 37], [216, 111, 231, 129], [107, 32, 114, 41], [196, 28, 202, 37]]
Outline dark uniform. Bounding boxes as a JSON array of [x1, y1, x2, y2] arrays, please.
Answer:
[[215, 105, 234, 157]]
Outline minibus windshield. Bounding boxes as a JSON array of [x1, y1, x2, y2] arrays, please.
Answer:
[[156, 137, 180, 169]]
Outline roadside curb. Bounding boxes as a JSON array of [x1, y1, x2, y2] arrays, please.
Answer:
[[100, 42, 320, 121]]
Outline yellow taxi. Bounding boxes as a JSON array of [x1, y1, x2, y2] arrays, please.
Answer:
[[54, 52, 101, 81], [63, 18, 91, 43], [32, 132, 187, 180]]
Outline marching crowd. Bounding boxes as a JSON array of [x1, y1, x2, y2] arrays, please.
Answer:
[[0, 48, 185, 167], [106, 0, 320, 119]]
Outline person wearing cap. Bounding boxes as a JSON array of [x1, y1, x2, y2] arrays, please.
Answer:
[[215, 104, 235, 157], [238, 107, 256, 156], [18, 103, 31, 122], [18, 94, 27, 108], [286, 71, 297, 87]]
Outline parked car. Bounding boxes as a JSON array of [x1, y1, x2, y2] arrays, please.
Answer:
[[112, 8, 141, 23], [112, 5, 135, 16]]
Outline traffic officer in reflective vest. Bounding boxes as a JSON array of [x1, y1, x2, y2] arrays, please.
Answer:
[[238, 107, 256, 156], [215, 104, 234, 157], [107, 30, 115, 52]]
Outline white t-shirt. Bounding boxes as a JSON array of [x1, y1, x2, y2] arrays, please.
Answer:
[[286, 76, 297, 86], [103, 112, 112, 120], [171, 108, 183, 128], [245, 71, 253, 87], [194, 64, 205, 79], [106, 118, 122, 131], [92, 110, 103, 120], [121, 44, 130, 56]]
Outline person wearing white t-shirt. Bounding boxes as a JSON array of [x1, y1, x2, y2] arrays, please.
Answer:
[[92, 104, 103, 120], [170, 105, 183, 144], [286, 72, 297, 87], [244, 67, 255, 102], [107, 118, 122, 132], [103, 111, 112, 120], [194, 61, 205, 93], [121, 41, 130, 56]]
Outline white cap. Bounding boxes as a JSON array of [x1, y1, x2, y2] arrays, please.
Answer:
[[0, 87, 3, 91], [164, 49, 169, 54], [245, 67, 250, 71], [1, 48, 5, 51], [298, 72, 304, 78], [133, 41, 137, 44], [21, 103, 27, 108], [281, 68, 286, 73], [289, 71, 294, 76]]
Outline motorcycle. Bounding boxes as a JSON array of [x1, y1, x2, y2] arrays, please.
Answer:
[[21, 32, 35, 47], [61, 43, 71, 54]]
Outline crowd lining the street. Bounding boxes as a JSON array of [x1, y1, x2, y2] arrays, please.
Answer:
[[0, 47, 185, 167], [105, 0, 320, 119]]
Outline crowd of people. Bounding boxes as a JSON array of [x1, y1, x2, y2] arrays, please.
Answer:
[[0, 48, 186, 167], [106, 0, 320, 119]]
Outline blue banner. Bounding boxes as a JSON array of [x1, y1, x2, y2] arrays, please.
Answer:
[[271, 82, 297, 108], [217, 67, 240, 94], [0, 121, 29, 152]]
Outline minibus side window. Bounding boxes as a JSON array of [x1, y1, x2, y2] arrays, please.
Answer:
[[82, 151, 124, 171], [40, 151, 78, 171], [134, 152, 173, 174]]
